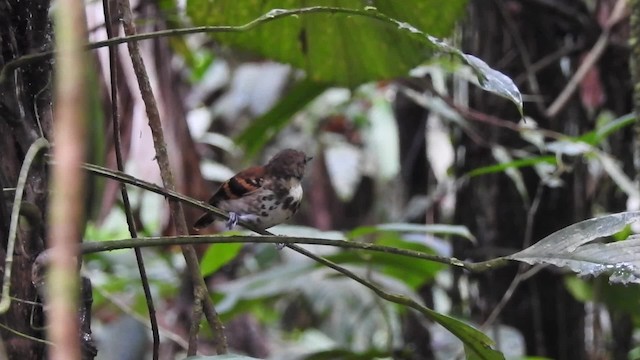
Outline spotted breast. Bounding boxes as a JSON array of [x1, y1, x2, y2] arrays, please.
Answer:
[[193, 149, 311, 230]]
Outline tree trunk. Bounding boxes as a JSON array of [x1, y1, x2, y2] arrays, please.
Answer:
[[0, 0, 52, 358], [456, 1, 588, 358]]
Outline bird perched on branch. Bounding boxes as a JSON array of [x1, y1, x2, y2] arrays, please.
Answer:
[[193, 149, 312, 231]]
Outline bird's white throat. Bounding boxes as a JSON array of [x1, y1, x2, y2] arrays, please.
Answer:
[[288, 181, 303, 200]]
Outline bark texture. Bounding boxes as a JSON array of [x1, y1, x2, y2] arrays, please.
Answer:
[[0, 0, 53, 358]]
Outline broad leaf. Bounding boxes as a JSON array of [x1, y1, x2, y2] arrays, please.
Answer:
[[325, 242, 444, 288], [185, 355, 262, 360], [186, 2, 523, 112], [424, 309, 504, 360], [303, 348, 389, 360], [350, 223, 476, 241], [200, 243, 244, 277], [463, 54, 522, 115], [507, 212, 640, 284], [187, 1, 466, 87]]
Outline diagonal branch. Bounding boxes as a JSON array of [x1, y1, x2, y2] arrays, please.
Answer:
[[546, 0, 629, 118], [117, 0, 226, 353], [76, 162, 505, 358], [76, 160, 510, 272], [80, 234, 478, 269], [102, 0, 160, 358]]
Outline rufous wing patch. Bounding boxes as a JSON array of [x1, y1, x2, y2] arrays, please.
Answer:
[[209, 166, 265, 205]]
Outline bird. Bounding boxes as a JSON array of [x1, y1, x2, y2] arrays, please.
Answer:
[[193, 149, 312, 231]]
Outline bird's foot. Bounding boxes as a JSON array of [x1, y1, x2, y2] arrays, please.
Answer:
[[225, 212, 239, 230], [275, 234, 286, 250]]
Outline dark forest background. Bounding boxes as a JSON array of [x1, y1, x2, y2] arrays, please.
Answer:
[[1, 0, 639, 359]]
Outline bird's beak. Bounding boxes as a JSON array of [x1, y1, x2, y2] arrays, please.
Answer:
[[305, 156, 313, 163]]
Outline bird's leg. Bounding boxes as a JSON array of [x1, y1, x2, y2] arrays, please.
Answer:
[[226, 212, 239, 230], [274, 234, 287, 250]]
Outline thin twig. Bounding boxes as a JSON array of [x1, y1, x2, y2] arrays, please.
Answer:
[[91, 284, 191, 350], [495, 0, 545, 113], [630, 0, 640, 192], [513, 43, 582, 85], [433, 90, 566, 139], [402, 79, 567, 140], [116, 0, 227, 353], [0, 322, 53, 346], [545, 33, 610, 118], [102, 0, 160, 358], [546, 0, 629, 118], [78, 161, 234, 228], [76, 159, 508, 355], [76, 161, 510, 273], [481, 182, 545, 329], [286, 244, 500, 357], [187, 294, 203, 356], [81, 234, 475, 269], [0, 138, 49, 314]]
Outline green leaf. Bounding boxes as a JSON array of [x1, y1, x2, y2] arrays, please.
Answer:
[[187, 1, 466, 87], [200, 243, 244, 277], [346, 225, 379, 239], [578, 112, 635, 146], [215, 262, 314, 313], [375, 223, 476, 242], [490, 145, 529, 204], [507, 212, 640, 285], [424, 309, 504, 360], [349, 223, 476, 242], [564, 276, 593, 303], [303, 348, 389, 360], [466, 155, 556, 178], [186, 2, 523, 112], [326, 247, 443, 288], [185, 355, 262, 360], [235, 79, 328, 157], [463, 54, 523, 115], [566, 276, 640, 316]]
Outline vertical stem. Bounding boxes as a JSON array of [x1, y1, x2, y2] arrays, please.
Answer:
[[47, 0, 88, 358], [116, 0, 227, 353], [102, 0, 160, 358], [631, 0, 640, 187]]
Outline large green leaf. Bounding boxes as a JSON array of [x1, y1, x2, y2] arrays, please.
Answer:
[[326, 251, 441, 288], [424, 309, 504, 360], [375, 222, 476, 242], [187, 0, 467, 88], [507, 212, 640, 285]]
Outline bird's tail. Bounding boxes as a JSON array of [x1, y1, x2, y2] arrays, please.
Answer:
[[193, 212, 215, 230]]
